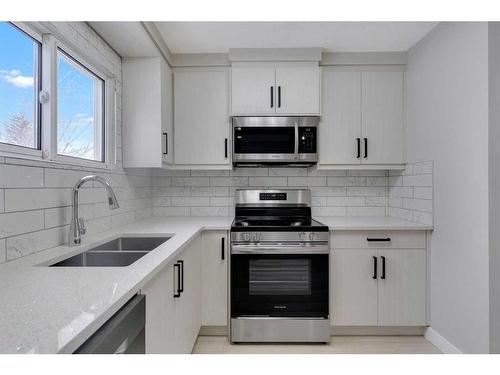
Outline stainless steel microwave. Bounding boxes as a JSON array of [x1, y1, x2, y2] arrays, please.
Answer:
[[232, 116, 319, 167]]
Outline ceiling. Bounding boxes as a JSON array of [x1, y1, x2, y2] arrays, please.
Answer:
[[154, 22, 438, 54]]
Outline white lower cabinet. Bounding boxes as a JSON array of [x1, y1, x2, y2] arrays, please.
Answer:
[[331, 231, 427, 327], [201, 231, 228, 327], [142, 236, 201, 353]]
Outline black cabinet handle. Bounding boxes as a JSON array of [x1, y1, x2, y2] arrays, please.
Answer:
[[278, 86, 281, 108], [224, 138, 228, 158], [177, 260, 184, 293], [367, 238, 391, 242], [372, 256, 378, 279], [221, 237, 225, 260], [381, 256, 386, 279], [270, 86, 274, 108], [364, 138, 368, 158], [163, 133, 168, 155], [173, 263, 181, 298], [356, 138, 361, 158]]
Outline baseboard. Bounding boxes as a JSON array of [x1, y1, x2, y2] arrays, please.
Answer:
[[331, 326, 426, 336], [424, 327, 462, 354], [199, 326, 228, 336]]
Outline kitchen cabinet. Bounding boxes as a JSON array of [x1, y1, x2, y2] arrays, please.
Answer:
[[331, 231, 426, 327], [142, 236, 201, 353], [122, 57, 173, 168], [201, 231, 228, 327], [231, 63, 320, 116], [319, 69, 404, 168], [173, 67, 231, 169]]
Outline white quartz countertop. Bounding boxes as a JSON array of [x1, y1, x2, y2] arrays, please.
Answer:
[[0, 215, 431, 354]]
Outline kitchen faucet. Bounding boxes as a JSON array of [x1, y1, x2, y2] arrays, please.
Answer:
[[69, 175, 119, 246]]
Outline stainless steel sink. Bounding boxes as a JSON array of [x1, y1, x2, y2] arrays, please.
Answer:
[[49, 236, 171, 267], [88, 237, 171, 252]]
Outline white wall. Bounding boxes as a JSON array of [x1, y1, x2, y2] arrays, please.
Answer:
[[488, 22, 500, 354], [406, 22, 490, 353]]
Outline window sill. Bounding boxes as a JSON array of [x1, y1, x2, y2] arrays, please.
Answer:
[[0, 147, 115, 171]]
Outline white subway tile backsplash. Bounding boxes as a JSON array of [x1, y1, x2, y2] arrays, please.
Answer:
[[0, 239, 6, 263], [288, 177, 326, 186], [312, 207, 347, 216], [365, 196, 388, 207], [326, 197, 365, 206], [347, 206, 387, 217], [388, 161, 434, 225], [6, 226, 66, 261], [210, 177, 249, 187], [326, 176, 366, 186], [0, 210, 44, 239], [249, 177, 288, 187], [403, 198, 433, 212], [44, 204, 94, 228], [0, 165, 44, 188], [347, 186, 387, 197], [4, 189, 71, 212], [269, 168, 307, 177], [172, 197, 210, 207], [0, 189, 4, 212]]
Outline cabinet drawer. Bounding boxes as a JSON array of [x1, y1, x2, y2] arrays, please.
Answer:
[[331, 230, 426, 249]]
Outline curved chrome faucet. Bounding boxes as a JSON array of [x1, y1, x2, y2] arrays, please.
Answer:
[[69, 175, 119, 246]]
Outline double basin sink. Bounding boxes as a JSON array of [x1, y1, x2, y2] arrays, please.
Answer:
[[50, 236, 171, 267]]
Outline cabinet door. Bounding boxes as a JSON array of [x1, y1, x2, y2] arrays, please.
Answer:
[[275, 65, 320, 115], [231, 66, 276, 115], [319, 70, 362, 166], [161, 60, 174, 164], [377, 249, 426, 326], [174, 68, 230, 166], [122, 58, 163, 168], [201, 231, 228, 326], [142, 259, 177, 353], [331, 249, 378, 326], [361, 71, 404, 164], [175, 237, 202, 353]]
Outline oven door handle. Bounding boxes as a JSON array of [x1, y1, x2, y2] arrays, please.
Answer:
[[230, 245, 329, 255]]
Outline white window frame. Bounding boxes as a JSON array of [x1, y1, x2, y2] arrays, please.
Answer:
[[0, 22, 43, 159], [0, 22, 117, 170]]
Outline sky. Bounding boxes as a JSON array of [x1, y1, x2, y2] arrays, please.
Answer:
[[0, 22, 100, 160]]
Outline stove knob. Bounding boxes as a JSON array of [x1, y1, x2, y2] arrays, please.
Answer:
[[309, 233, 316, 241], [243, 233, 250, 241], [251, 233, 258, 242], [299, 232, 306, 241]]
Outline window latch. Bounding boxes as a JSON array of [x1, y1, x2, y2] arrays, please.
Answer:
[[39, 90, 50, 104]]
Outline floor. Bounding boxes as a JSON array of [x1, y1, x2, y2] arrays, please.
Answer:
[[193, 336, 441, 354]]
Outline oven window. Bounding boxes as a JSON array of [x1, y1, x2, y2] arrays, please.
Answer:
[[249, 259, 311, 296], [234, 127, 295, 154]]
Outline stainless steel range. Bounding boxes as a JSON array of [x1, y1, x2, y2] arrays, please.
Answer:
[[230, 189, 330, 343]]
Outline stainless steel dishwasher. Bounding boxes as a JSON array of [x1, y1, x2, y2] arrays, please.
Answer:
[[74, 294, 145, 354]]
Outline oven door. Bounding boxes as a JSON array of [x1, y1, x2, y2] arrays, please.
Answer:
[[233, 125, 297, 162], [231, 253, 329, 318]]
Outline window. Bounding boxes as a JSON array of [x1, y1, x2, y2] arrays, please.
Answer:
[[56, 49, 105, 162], [0, 22, 41, 150]]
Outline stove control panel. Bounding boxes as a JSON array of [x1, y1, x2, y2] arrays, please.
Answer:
[[259, 192, 287, 201]]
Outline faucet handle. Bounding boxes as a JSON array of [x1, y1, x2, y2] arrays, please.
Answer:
[[78, 217, 86, 235]]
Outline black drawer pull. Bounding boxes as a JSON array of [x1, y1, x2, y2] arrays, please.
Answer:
[[381, 256, 386, 279], [221, 237, 225, 260], [270, 86, 274, 108], [177, 260, 184, 293], [278, 86, 281, 108], [173, 263, 181, 298], [163, 132, 168, 155], [364, 138, 368, 158], [367, 238, 391, 242], [224, 138, 228, 158], [372, 256, 378, 279], [356, 138, 361, 158]]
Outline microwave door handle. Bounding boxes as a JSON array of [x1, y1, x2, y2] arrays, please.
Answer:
[[294, 124, 299, 156]]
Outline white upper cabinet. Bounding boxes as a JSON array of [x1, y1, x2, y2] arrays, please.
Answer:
[[231, 63, 320, 116], [174, 67, 231, 168], [231, 67, 276, 115], [319, 70, 362, 165], [361, 71, 404, 165], [319, 68, 405, 168], [122, 58, 173, 167], [275, 65, 320, 115]]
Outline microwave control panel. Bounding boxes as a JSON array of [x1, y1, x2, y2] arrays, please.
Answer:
[[298, 127, 317, 154]]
